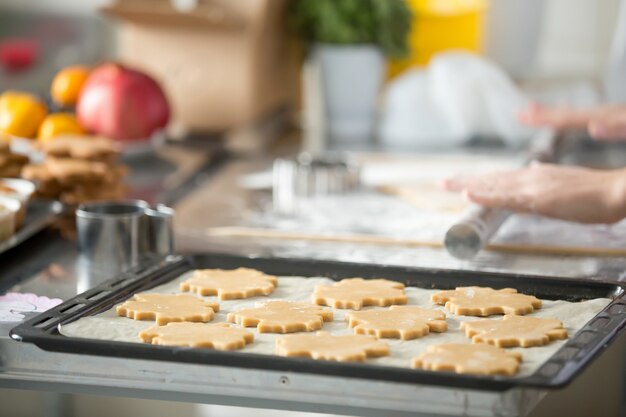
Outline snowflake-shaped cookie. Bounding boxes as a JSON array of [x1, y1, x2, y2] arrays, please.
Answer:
[[313, 278, 407, 310], [461, 315, 568, 347], [139, 323, 254, 350], [116, 293, 219, 325], [227, 301, 333, 333], [180, 268, 278, 300], [412, 343, 522, 376], [276, 331, 389, 362], [346, 306, 447, 340], [431, 286, 541, 316]]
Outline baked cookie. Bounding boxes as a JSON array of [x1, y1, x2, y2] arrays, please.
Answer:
[[39, 135, 121, 162], [227, 301, 333, 333], [0, 139, 9, 154], [116, 293, 219, 325], [313, 278, 407, 310], [461, 315, 568, 347], [139, 322, 254, 350], [180, 268, 278, 300], [412, 343, 522, 376], [346, 306, 447, 340], [24, 160, 104, 185], [22, 133, 126, 205], [21, 164, 55, 184], [0, 137, 29, 177], [276, 331, 389, 362], [0, 152, 28, 178], [0, 163, 23, 178], [60, 183, 126, 205], [6, 153, 28, 165], [45, 158, 108, 185], [431, 286, 541, 316], [0, 154, 14, 167]]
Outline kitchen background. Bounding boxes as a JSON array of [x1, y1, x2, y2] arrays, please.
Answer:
[[1, 0, 625, 416], [0, 0, 623, 152], [0, 0, 621, 85]]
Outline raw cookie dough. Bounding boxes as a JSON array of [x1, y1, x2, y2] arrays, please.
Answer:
[[461, 315, 568, 347], [432, 286, 542, 316], [180, 268, 278, 300], [116, 293, 219, 325], [227, 300, 333, 333], [346, 306, 447, 340], [276, 331, 389, 362], [313, 278, 407, 310], [139, 322, 254, 350], [412, 343, 522, 376], [378, 183, 468, 213]]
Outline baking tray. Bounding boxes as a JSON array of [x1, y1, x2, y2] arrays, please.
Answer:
[[0, 200, 66, 255], [10, 253, 626, 392]]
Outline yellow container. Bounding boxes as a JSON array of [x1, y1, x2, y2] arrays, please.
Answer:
[[389, 0, 487, 78]]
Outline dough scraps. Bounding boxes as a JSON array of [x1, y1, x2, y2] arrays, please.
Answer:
[[461, 315, 568, 347], [431, 286, 542, 316], [313, 278, 407, 310], [346, 306, 447, 340], [116, 293, 219, 325], [227, 300, 333, 333], [276, 331, 390, 362], [180, 268, 278, 300], [412, 343, 522, 376], [139, 322, 254, 350]]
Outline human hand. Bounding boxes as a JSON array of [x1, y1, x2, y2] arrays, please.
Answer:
[[519, 102, 626, 142], [442, 163, 626, 224]]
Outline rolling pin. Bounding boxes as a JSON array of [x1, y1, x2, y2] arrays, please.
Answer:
[[444, 129, 560, 260]]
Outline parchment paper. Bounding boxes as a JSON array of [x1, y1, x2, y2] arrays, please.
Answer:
[[60, 272, 610, 378]]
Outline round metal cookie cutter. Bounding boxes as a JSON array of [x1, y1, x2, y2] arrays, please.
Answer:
[[272, 152, 361, 215]]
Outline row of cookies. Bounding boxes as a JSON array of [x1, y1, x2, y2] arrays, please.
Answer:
[[312, 276, 565, 375], [112, 268, 569, 376], [137, 321, 518, 376]]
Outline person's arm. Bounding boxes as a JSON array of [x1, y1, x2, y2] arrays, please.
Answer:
[[442, 163, 626, 224], [519, 102, 626, 141]]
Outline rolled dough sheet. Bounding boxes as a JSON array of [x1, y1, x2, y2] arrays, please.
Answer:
[[378, 183, 469, 213], [60, 272, 611, 378]]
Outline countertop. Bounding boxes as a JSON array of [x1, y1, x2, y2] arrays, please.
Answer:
[[1, 133, 626, 417]]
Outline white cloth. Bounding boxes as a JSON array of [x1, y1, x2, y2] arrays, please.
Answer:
[[380, 52, 537, 148]]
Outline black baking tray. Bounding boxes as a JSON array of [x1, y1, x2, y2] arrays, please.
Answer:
[[10, 253, 626, 391]]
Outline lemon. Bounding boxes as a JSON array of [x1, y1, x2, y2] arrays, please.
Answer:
[[38, 113, 85, 142], [51, 65, 90, 107], [0, 91, 48, 138]]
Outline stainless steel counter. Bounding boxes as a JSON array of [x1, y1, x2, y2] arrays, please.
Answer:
[[1, 135, 626, 417]]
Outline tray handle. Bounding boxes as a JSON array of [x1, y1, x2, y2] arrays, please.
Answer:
[[10, 255, 187, 341]]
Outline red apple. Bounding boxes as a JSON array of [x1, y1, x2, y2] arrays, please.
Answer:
[[76, 63, 170, 141]]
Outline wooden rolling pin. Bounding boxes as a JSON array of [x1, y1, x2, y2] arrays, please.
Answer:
[[204, 226, 626, 258]]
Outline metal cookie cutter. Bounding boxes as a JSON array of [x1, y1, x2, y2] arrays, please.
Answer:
[[272, 153, 361, 215], [76, 200, 175, 277]]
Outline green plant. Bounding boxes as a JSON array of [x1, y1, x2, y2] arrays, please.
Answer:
[[290, 0, 413, 58]]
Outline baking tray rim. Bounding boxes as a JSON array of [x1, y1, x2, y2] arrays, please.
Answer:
[[0, 199, 65, 255], [10, 252, 626, 392]]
